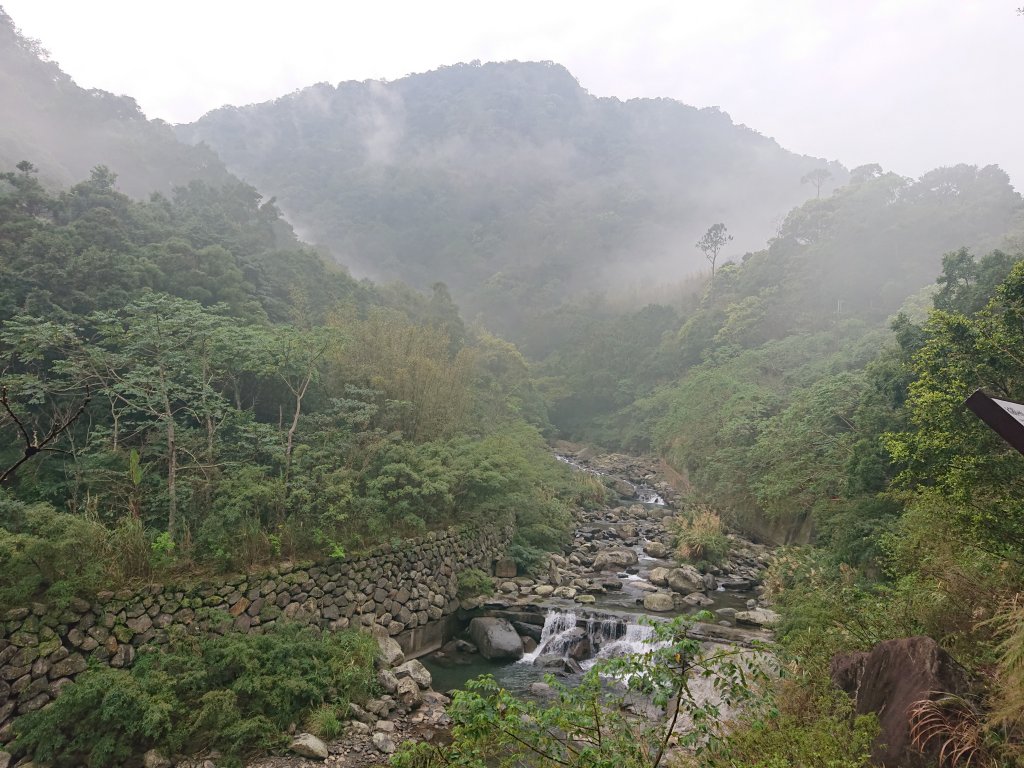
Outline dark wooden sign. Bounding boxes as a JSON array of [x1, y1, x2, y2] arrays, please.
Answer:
[[965, 389, 1024, 456]]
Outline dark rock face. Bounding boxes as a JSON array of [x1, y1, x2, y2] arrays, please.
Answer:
[[831, 636, 971, 767]]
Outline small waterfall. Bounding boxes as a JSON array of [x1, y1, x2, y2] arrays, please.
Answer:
[[521, 609, 666, 667], [521, 610, 580, 663]]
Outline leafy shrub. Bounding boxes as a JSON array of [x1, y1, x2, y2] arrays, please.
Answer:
[[0, 497, 115, 611], [457, 567, 494, 598], [11, 622, 378, 768], [671, 505, 730, 566], [707, 689, 878, 768]]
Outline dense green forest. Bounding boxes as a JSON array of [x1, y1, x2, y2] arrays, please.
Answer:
[[0, 161, 589, 608], [178, 61, 844, 337]]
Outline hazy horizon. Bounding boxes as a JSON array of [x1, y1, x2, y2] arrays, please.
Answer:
[[2, 1, 1021, 190]]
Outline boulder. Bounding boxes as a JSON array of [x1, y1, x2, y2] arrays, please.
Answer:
[[831, 636, 971, 767], [376, 634, 405, 667], [648, 567, 670, 586], [396, 675, 422, 708], [372, 731, 397, 754], [735, 608, 781, 627], [534, 585, 555, 597], [494, 558, 518, 578], [394, 659, 432, 689], [666, 566, 704, 594], [0, 751, 9, 768], [377, 669, 399, 694], [642, 541, 669, 559], [290, 733, 329, 760], [643, 593, 675, 612], [469, 618, 524, 660], [591, 548, 639, 572]]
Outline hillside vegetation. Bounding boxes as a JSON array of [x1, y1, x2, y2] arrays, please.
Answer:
[[178, 61, 844, 337]]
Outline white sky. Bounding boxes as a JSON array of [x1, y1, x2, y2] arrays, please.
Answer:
[[3, 1, 1022, 189]]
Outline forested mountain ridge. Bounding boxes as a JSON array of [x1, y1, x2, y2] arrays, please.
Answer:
[[536, 163, 1023, 442], [177, 60, 846, 336], [0, 9, 235, 198]]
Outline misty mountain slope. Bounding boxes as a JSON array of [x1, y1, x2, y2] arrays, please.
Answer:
[[0, 8, 234, 197], [178, 61, 845, 335]]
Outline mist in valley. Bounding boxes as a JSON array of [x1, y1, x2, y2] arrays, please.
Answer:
[[1, 5, 1024, 767]]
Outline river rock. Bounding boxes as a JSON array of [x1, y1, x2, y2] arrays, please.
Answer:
[[290, 733, 329, 760], [648, 567, 670, 586], [643, 541, 669, 559], [553, 586, 577, 599], [591, 548, 639, 571], [574, 594, 597, 604], [681, 592, 714, 607], [667, 566, 704, 594], [468, 617, 524, 660], [0, 751, 10, 768], [643, 593, 675, 612], [534, 584, 555, 597], [735, 608, 781, 627]]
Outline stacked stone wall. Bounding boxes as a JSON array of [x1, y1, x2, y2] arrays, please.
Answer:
[[0, 524, 512, 741]]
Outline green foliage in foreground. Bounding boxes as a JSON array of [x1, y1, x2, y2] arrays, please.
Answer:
[[394, 616, 769, 768], [704, 685, 877, 768], [10, 623, 378, 768]]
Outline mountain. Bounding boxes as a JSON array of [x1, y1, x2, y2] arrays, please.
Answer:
[[178, 61, 846, 335], [0, 8, 234, 197]]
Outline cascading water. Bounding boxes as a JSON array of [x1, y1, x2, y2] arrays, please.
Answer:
[[521, 609, 666, 669]]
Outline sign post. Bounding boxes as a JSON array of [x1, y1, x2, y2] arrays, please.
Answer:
[[965, 389, 1024, 457]]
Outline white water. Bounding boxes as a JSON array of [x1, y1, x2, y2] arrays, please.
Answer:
[[520, 609, 667, 668]]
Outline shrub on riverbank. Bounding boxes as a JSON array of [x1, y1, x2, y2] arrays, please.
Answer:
[[10, 622, 378, 768], [672, 506, 730, 567]]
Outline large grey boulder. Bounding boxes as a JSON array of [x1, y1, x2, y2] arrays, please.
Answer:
[[666, 566, 704, 594], [642, 541, 669, 559], [648, 567, 670, 586], [643, 592, 675, 612], [290, 733, 329, 760], [468, 617, 524, 660], [591, 548, 639, 571], [735, 608, 781, 627]]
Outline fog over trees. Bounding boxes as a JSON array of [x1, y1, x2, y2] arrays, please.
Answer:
[[1, 5, 1024, 767]]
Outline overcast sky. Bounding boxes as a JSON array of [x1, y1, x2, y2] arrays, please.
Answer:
[[4, 1, 1021, 189]]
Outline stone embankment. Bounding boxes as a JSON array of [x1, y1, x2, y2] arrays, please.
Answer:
[[0, 525, 513, 747]]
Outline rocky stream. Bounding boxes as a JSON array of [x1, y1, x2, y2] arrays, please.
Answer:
[[242, 447, 780, 768]]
